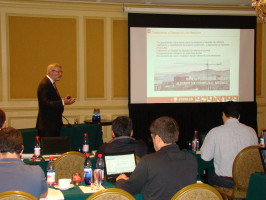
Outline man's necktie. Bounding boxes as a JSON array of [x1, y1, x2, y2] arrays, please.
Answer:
[[53, 82, 60, 99]]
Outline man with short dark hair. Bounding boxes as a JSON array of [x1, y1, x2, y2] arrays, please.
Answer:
[[96, 116, 148, 158], [0, 109, 6, 129], [116, 116, 197, 200], [0, 127, 48, 199], [201, 101, 258, 188]]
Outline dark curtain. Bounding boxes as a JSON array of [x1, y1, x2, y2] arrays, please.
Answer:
[[129, 102, 257, 151]]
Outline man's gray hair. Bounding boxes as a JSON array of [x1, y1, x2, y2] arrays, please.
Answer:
[[47, 63, 61, 74]]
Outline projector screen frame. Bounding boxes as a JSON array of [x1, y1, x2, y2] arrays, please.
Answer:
[[128, 13, 257, 105]]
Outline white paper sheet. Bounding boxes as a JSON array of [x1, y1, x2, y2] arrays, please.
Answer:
[[40, 188, 64, 200], [79, 185, 105, 193]]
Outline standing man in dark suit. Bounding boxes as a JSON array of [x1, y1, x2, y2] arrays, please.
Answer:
[[36, 63, 75, 137]]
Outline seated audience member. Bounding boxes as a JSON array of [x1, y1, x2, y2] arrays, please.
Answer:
[[116, 116, 197, 200], [0, 108, 6, 129], [96, 116, 148, 158], [200, 101, 258, 188], [0, 127, 48, 199]]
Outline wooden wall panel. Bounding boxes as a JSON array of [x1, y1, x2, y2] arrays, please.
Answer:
[[256, 22, 262, 97], [112, 19, 128, 98], [85, 18, 104, 98], [8, 16, 77, 99]]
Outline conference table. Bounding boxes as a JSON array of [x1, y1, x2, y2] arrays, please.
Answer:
[[56, 182, 142, 200], [20, 123, 103, 153], [246, 172, 266, 200], [183, 149, 214, 182], [24, 149, 214, 200]]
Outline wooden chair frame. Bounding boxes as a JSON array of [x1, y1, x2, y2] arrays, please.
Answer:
[[86, 188, 135, 200], [171, 183, 223, 200], [215, 145, 264, 199], [0, 191, 38, 200]]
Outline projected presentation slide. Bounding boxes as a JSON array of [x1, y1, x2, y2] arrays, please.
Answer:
[[130, 27, 254, 103]]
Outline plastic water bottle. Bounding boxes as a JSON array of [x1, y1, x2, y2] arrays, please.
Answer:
[[83, 133, 89, 154], [92, 109, 97, 122], [96, 109, 101, 122], [47, 156, 55, 187], [34, 136, 41, 159], [192, 131, 199, 152], [96, 154, 105, 184], [84, 153, 93, 185]]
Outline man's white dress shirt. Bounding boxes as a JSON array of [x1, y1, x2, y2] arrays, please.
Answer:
[[201, 118, 258, 177]]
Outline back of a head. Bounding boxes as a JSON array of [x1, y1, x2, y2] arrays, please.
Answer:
[[223, 101, 240, 118], [0, 109, 6, 128], [150, 116, 179, 143], [0, 127, 23, 154], [112, 116, 133, 137]]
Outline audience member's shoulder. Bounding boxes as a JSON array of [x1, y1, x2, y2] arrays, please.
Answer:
[[24, 162, 43, 173]]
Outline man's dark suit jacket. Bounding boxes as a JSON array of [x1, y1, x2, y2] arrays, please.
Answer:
[[36, 76, 64, 137], [95, 136, 148, 159]]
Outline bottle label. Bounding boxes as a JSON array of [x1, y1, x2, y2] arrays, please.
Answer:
[[192, 140, 199, 151], [47, 172, 55, 184], [83, 145, 89, 153], [101, 169, 104, 181], [34, 147, 41, 157]]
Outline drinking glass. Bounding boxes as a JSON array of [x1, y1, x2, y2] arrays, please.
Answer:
[[93, 169, 101, 190], [72, 172, 82, 186]]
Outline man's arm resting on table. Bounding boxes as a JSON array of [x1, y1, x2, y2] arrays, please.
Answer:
[[116, 158, 148, 195]]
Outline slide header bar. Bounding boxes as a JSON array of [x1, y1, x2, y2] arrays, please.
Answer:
[[124, 7, 256, 16]]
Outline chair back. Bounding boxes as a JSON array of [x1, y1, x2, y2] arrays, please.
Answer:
[[86, 188, 135, 200], [171, 184, 223, 200], [53, 151, 86, 182], [232, 145, 264, 191], [0, 191, 38, 200]]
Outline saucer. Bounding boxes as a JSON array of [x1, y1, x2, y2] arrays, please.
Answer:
[[54, 184, 74, 190]]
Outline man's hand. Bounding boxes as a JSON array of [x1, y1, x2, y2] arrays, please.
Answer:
[[116, 174, 129, 181], [63, 96, 76, 105]]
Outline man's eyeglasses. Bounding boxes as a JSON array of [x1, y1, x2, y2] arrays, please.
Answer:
[[53, 70, 63, 73]]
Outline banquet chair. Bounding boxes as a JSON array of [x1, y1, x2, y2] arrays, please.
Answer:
[[214, 145, 264, 199], [86, 188, 135, 200], [53, 151, 86, 182], [0, 191, 38, 200], [171, 183, 223, 200]]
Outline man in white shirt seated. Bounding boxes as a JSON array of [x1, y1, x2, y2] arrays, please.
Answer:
[[200, 101, 258, 188]]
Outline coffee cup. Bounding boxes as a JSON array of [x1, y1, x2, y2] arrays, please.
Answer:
[[58, 178, 71, 190]]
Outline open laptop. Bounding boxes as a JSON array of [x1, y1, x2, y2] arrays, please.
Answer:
[[41, 136, 71, 161], [104, 151, 137, 183], [259, 147, 266, 173]]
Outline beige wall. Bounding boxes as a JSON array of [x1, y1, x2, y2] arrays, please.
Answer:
[[0, 0, 266, 142]]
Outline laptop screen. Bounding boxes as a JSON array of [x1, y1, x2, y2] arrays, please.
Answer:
[[259, 147, 266, 173], [104, 152, 136, 176]]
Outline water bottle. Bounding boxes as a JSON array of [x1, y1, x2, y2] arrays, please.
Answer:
[[259, 137, 265, 148], [96, 154, 105, 184], [92, 109, 97, 122], [34, 136, 41, 159], [47, 156, 55, 187], [192, 131, 199, 152], [83, 133, 89, 154], [96, 109, 101, 122], [84, 153, 93, 185]]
